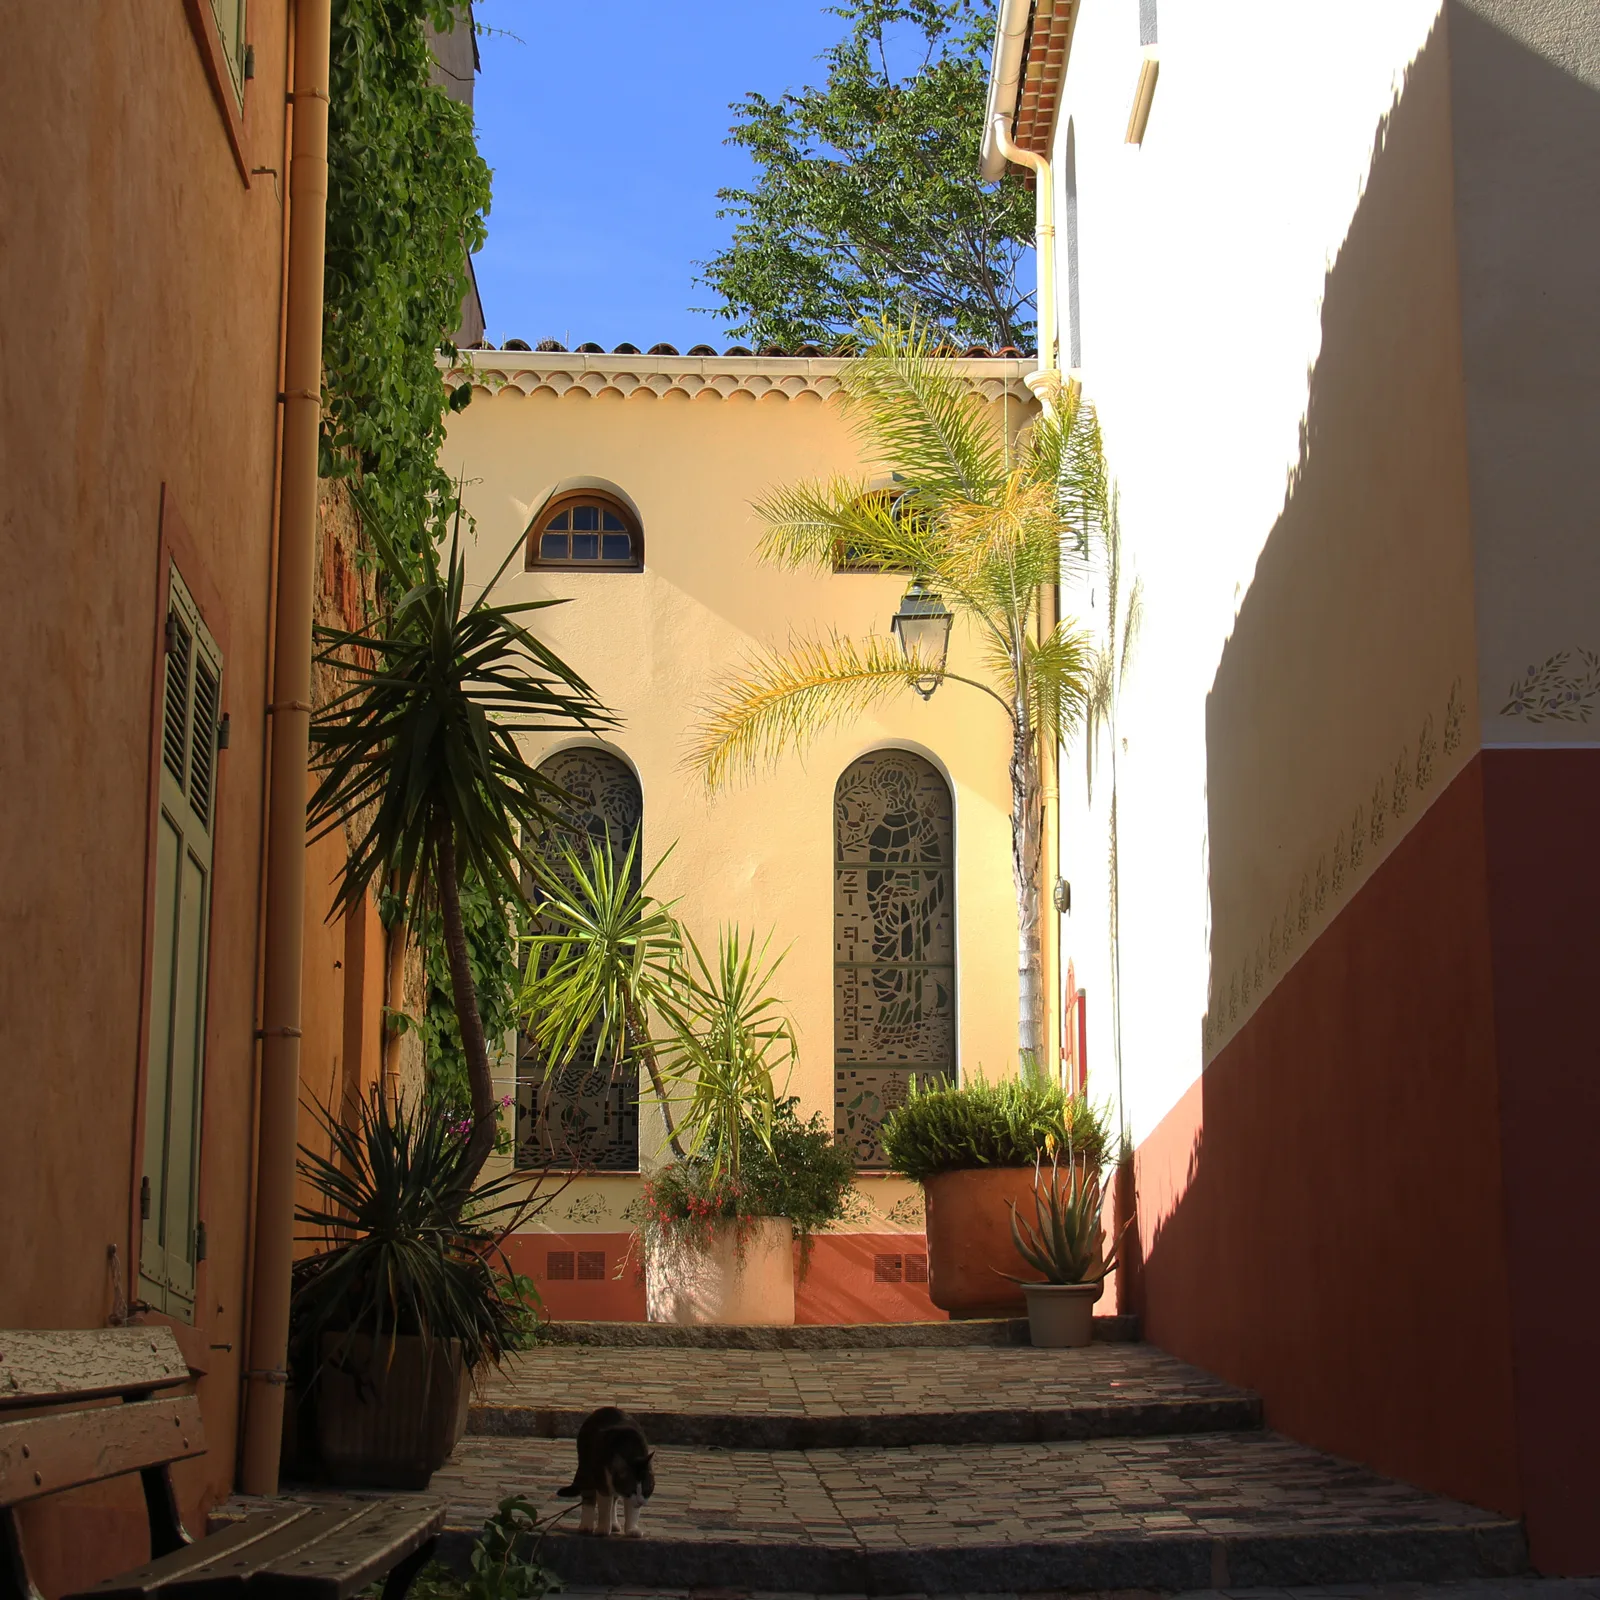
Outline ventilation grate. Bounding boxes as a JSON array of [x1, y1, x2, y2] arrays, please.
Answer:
[[577, 1250, 605, 1280], [545, 1251, 575, 1280], [163, 615, 192, 785]]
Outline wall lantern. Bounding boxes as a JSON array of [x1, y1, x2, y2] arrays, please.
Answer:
[[891, 580, 953, 700]]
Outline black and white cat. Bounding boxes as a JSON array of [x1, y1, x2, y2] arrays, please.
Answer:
[[557, 1406, 656, 1537]]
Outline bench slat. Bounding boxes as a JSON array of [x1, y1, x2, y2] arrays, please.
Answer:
[[157, 1505, 372, 1596], [72, 1508, 315, 1600], [0, 1395, 205, 1508], [0, 1331, 190, 1410], [249, 1499, 446, 1600]]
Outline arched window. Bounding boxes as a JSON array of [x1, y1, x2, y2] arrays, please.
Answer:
[[516, 748, 643, 1171], [834, 750, 956, 1168], [527, 490, 642, 571]]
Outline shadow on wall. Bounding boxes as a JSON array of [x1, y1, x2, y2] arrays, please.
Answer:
[[1127, 5, 1600, 1575]]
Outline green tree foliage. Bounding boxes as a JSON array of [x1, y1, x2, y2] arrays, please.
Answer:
[[322, 0, 490, 551], [699, 0, 1035, 351]]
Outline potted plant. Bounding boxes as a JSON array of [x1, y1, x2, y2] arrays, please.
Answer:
[[290, 1088, 542, 1488], [643, 1097, 856, 1325], [880, 1071, 1108, 1318], [642, 928, 805, 1325], [1003, 1148, 1117, 1347]]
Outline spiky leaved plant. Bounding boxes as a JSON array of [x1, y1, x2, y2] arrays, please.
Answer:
[[689, 318, 1108, 1064], [309, 495, 612, 1194], [1003, 1150, 1117, 1287], [519, 833, 687, 1159]]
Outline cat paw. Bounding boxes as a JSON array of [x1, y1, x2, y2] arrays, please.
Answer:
[[625, 1529, 643, 1539]]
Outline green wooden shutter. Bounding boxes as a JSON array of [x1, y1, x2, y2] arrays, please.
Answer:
[[139, 568, 222, 1323], [209, 0, 249, 102]]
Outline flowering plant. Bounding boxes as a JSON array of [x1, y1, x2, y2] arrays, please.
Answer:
[[641, 1100, 856, 1274]]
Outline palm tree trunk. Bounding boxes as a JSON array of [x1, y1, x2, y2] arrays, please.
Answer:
[[436, 827, 498, 1189], [622, 991, 686, 1160], [1011, 717, 1045, 1068]]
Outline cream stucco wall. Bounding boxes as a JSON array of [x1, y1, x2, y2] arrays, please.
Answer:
[[1047, 0, 1493, 1143], [440, 354, 1041, 1225]]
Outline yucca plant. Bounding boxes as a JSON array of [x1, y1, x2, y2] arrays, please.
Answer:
[[519, 833, 686, 1157], [291, 1089, 546, 1378], [309, 493, 612, 1192], [689, 317, 1108, 1062], [653, 927, 797, 1184], [1003, 1151, 1117, 1287]]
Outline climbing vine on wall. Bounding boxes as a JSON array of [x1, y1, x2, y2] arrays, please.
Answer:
[[322, 0, 489, 557], [323, 1, 502, 1110]]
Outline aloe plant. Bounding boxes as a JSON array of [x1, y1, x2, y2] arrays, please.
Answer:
[[1003, 1153, 1117, 1287]]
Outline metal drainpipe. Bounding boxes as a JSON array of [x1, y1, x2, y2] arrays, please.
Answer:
[[989, 115, 1059, 414], [240, 0, 332, 1497]]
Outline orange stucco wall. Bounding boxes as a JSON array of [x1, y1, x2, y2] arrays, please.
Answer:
[[0, 10, 391, 1594]]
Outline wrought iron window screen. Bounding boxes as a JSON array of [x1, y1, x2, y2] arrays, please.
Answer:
[[517, 748, 643, 1172], [834, 750, 956, 1168]]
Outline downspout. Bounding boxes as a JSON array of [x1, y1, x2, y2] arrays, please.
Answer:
[[990, 117, 1058, 415], [240, 0, 333, 1497], [983, 0, 1065, 1067], [981, 0, 1059, 410]]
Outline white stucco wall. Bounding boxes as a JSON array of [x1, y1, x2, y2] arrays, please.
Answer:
[[1047, 0, 1486, 1144]]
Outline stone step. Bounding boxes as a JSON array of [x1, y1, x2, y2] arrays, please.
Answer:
[[470, 1344, 1260, 1449], [536, 1317, 1141, 1349], [431, 1432, 1528, 1595]]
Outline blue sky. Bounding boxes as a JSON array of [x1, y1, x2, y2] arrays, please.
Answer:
[[469, 0, 848, 351]]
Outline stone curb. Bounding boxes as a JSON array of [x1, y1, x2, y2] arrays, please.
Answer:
[[468, 1395, 1264, 1448], [435, 1521, 1529, 1595], [535, 1318, 1141, 1350]]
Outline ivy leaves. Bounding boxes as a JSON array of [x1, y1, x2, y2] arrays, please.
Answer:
[[322, 0, 492, 554]]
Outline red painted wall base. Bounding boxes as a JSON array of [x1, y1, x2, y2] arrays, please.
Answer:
[[1130, 751, 1600, 1575], [503, 1230, 944, 1324]]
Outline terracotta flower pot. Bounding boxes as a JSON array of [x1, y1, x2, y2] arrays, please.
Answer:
[[315, 1333, 469, 1488], [645, 1217, 796, 1325], [922, 1164, 1089, 1318], [1021, 1279, 1103, 1347]]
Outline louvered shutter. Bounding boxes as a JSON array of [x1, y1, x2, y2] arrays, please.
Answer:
[[139, 568, 222, 1322], [209, 0, 249, 103]]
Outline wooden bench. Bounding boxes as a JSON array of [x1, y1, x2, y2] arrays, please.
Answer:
[[0, 1330, 445, 1600]]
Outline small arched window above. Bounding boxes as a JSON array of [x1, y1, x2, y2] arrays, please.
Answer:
[[832, 485, 917, 574], [528, 491, 643, 572]]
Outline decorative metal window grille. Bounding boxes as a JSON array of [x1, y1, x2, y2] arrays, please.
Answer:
[[516, 748, 643, 1172], [834, 750, 955, 1168]]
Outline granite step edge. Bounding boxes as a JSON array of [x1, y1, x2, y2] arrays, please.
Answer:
[[467, 1393, 1264, 1447], [435, 1520, 1529, 1596], [535, 1315, 1141, 1349]]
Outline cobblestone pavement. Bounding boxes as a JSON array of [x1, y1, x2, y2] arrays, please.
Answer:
[[543, 1585, 1598, 1600], [434, 1432, 1511, 1548], [475, 1344, 1250, 1421]]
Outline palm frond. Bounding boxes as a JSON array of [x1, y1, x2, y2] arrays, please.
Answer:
[[842, 316, 1008, 504], [689, 632, 945, 791], [1025, 622, 1095, 744], [309, 502, 614, 922]]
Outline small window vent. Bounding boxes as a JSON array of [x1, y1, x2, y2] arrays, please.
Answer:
[[546, 1250, 575, 1280], [577, 1250, 606, 1280]]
